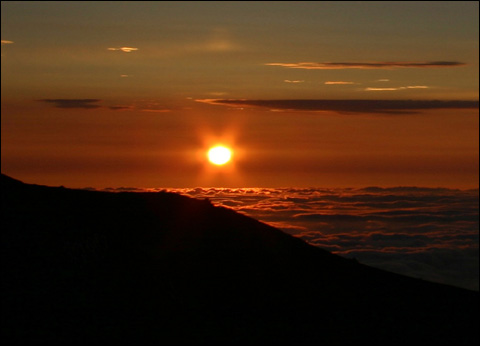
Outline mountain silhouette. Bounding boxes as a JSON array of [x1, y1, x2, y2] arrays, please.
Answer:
[[1, 174, 478, 345]]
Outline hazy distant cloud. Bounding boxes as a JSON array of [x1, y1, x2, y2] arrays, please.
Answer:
[[197, 99, 479, 114], [266, 61, 466, 70], [324, 81, 355, 85], [1, 40, 14, 45], [137, 101, 173, 113], [39, 99, 102, 109], [377, 79, 390, 82], [284, 80, 304, 83], [153, 27, 240, 56], [107, 47, 138, 53], [38, 98, 172, 113], [203, 27, 239, 52], [109, 106, 134, 111], [207, 91, 228, 96], [141, 109, 171, 113], [108, 104, 171, 112]]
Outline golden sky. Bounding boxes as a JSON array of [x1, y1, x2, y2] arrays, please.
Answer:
[[1, 1, 478, 188]]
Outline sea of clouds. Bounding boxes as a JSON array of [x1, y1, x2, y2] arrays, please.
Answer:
[[104, 186, 479, 291]]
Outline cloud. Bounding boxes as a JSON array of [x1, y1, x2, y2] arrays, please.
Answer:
[[87, 185, 479, 290], [152, 186, 478, 290], [107, 105, 171, 112], [266, 61, 466, 70], [196, 99, 479, 114], [324, 81, 355, 85], [107, 47, 138, 53], [207, 91, 228, 96], [1, 40, 14, 45], [203, 28, 239, 52], [109, 106, 134, 111], [140, 109, 171, 113], [38, 99, 173, 113], [364, 88, 399, 91], [284, 80, 305, 83], [39, 99, 102, 109], [365, 86, 429, 91]]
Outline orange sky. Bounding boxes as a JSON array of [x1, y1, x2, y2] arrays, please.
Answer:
[[1, 1, 478, 188]]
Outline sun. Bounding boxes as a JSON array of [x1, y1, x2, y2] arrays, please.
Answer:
[[207, 145, 232, 165]]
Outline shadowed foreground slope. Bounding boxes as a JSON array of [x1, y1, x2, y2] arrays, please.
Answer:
[[1, 174, 478, 345]]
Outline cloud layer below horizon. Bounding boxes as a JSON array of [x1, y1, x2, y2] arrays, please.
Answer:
[[186, 187, 479, 291], [99, 186, 479, 291]]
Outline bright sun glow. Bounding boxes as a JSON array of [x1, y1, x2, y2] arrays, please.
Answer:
[[208, 145, 232, 165]]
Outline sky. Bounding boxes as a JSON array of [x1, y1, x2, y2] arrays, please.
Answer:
[[1, 1, 479, 188]]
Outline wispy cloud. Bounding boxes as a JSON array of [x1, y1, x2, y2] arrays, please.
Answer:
[[284, 80, 304, 83], [365, 86, 429, 91], [39, 99, 102, 109], [107, 47, 139, 53], [266, 61, 466, 70], [405, 85, 429, 89], [196, 99, 478, 114], [324, 81, 356, 85], [365, 88, 400, 91], [1, 40, 14, 45]]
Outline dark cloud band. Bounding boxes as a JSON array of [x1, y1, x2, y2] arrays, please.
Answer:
[[266, 61, 466, 70], [39, 99, 102, 109], [198, 99, 479, 114]]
